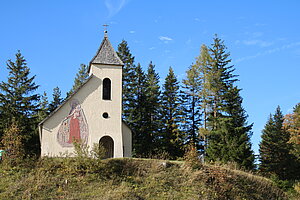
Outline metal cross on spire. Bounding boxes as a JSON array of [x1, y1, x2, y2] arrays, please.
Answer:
[[103, 24, 109, 37]]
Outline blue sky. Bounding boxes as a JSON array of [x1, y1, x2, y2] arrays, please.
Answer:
[[1, 0, 300, 155]]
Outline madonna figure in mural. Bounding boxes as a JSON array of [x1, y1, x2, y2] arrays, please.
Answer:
[[57, 99, 89, 147]]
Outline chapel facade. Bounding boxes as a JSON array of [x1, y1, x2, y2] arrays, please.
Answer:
[[39, 32, 132, 158]]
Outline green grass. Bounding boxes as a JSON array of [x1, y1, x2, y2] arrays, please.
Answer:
[[0, 157, 296, 200]]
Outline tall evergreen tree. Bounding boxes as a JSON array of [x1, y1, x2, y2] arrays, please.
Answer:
[[67, 64, 89, 97], [160, 67, 184, 158], [116, 40, 136, 122], [48, 87, 63, 113], [259, 106, 296, 179], [204, 36, 254, 169], [130, 63, 148, 156], [141, 61, 161, 156], [222, 86, 254, 169], [180, 63, 202, 151], [0, 51, 40, 153]]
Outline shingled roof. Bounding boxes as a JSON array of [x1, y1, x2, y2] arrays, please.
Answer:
[[89, 34, 124, 67]]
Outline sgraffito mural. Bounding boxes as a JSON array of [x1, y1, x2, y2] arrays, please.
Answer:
[[57, 99, 88, 147]]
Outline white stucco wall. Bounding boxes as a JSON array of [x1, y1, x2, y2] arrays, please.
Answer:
[[122, 122, 132, 157], [40, 63, 130, 158]]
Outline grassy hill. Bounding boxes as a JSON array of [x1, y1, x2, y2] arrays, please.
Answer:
[[0, 157, 295, 199]]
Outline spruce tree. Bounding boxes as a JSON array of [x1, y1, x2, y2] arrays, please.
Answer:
[[130, 63, 148, 156], [67, 64, 89, 97], [142, 61, 161, 156], [180, 64, 202, 151], [0, 51, 39, 154], [48, 86, 63, 113], [160, 67, 184, 159], [116, 40, 136, 122], [222, 86, 254, 169], [204, 36, 254, 169], [259, 106, 295, 179]]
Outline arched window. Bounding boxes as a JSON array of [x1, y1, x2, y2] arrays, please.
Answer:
[[103, 78, 111, 100]]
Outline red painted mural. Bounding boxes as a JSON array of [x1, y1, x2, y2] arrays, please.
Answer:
[[57, 99, 88, 147]]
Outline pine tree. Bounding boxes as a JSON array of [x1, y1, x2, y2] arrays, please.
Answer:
[[67, 64, 89, 97], [259, 106, 295, 179], [180, 64, 202, 151], [116, 40, 136, 122], [48, 86, 63, 113], [160, 67, 184, 159], [0, 51, 39, 154]]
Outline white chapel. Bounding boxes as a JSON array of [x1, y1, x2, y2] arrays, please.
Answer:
[[39, 32, 132, 158]]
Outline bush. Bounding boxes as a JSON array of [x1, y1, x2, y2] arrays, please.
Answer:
[[1, 120, 25, 166], [90, 143, 106, 159], [184, 144, 202, 169], [270, 174, 293, 191]]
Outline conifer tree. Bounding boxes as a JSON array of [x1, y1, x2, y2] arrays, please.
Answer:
[[160, 67, 184, 158], [130, 63, 148, 156], [48, 87, 63, 113], [0, 51, 39, 153], [259, 106, 295, 179], [204, 36, 254, 169], [180, 64, 202, 151], [191, 44, 212, 153], [67, 64, 89, 97], [197, 44, 212, 132], [142, 61, 161, 156], [222, 86, 254, 169], [37, 92, 49, 122], [116, 40, 136, 122]]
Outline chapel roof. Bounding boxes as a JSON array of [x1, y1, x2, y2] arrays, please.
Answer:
[[89, 33, 124, 66]]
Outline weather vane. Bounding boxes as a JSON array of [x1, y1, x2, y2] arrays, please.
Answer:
[[103, 24, 109, 36]]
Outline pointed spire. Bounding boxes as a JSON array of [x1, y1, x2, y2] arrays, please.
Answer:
[[89, 28, 123, 67]]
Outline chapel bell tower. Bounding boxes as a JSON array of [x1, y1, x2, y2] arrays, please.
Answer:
[[88, 30, 125, 158]]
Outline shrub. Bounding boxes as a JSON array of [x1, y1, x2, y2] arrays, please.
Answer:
[[184, 144, 202, 169], [294, 182, 300, 195], [1, 120, 25, 166], [90, 143, 106, 159]]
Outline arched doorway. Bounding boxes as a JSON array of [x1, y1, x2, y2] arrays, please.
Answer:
[[99, 136, 114, 158]]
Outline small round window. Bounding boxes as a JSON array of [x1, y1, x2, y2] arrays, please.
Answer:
[[102, 112, 109, 119]]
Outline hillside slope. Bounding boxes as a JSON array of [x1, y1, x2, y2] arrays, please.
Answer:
[[0, 158, 289, 200]]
